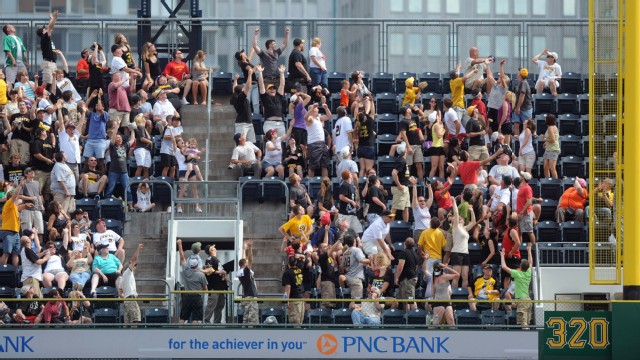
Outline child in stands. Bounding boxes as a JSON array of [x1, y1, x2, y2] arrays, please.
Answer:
[[134, 182, 155, 212], [184, 137, 205, 181]]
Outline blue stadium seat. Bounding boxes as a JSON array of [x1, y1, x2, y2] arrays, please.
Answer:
[[382, 308, 406, 325], [76, 198, 99, 220], [377, 156, 397, 177], [419, 72, 442, 94], [455, 309, 481, 326], [327, 72, 347, 93], [468, 242, 482, 265], [451, 287, 469, 310], [395, 72, 417, 94], [533, 93, 555, 115], [375, 92, 398, 114], [481, 309, 506, 327], [145, 308, 170, 324], [539, 178, 563, 199], [539, 199, 559, 221], [95, 286, 119, 310], [556, 93, 579, 114], [557, 114, 581, 137], [151, 176, 174, 205], [94, 308, 120, 324], [371, 72, 395, 93], [252, 113, 264, 136], [560, 134, 582, 156], [578, 115, 589, 136], [308, 308, 332, 324], [441, 74, 452, 94], [379, 176, 394, 196], [577, 93, 590, 115], [376, 113, 399, 135], [332, 308, 353, 324], [261, 307, 286, 324], [449, 177, 464, 197], [561, 221, 586, 242], [559, 72, 583, 94], [406, 308, 428, 325], [538, 242, 563, 264], [371, 130, 393, 159], [98, 198, 125, 221], [389, 220, 412, 244], [263, 176, 287, 203], [0, 265, 19, 288], [535, 113, 548, 136], [0, 286, 17, 309], [537, 221, 561, 242], [307, 176, 323, 200], [561, 156, 584, 178], [420, 92, 443, 109], [529, 178, 541, 198], [211, 72, 233, 95], [239, 176, 261, 202]]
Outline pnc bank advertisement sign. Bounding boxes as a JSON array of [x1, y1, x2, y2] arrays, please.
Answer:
[[0, 329, 537, 359]]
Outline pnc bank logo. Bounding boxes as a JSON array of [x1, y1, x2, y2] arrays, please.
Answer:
[[317, 334, 338, 355]]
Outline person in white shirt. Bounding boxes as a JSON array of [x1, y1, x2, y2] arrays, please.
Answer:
[[110, 44, 141, 88], [488, 152, 520, 186], [360, 210, 395, 261], [231, 133, 262, 179], [152, 90, 179, 134], [488, 175, 512, 228], [56, 107, 84, 185], [410, 177, 434, 240], [532, 49, 562, 96], [50, 151, 76, 213], [92, 218, 126, 263], [332, 106, 352, 159], [336, 146, 358, 178], [308, 37, 328, 88], [119, 243, 143, 324], [443, 98, 465, 147]]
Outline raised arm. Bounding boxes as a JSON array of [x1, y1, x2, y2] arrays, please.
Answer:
[[245, 240, 254, 268], [56, 50, 69, 73], [129, 243, 144, 271], [252, 28, 262, 54], [480, 146, 503, 166], [256, 67, 266, 94], [277, 65, 286, 95], [47, 10, 59, 34], [281, 27, 290, 52], [410, 177, 419, 208], [177, 238, 186, 265], [532, 49, 548, 64]]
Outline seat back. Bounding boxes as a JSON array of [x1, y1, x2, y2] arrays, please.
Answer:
[[382, 308, 406, 325], [371, 72, 395, 93], [145, 308, 170, 324], [0, 264, 19, 288]]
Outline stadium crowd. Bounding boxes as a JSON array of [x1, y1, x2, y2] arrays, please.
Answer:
[[228, 27, 614, 326], [0, 11, 210, 325]]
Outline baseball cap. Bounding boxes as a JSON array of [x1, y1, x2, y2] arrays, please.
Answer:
[[466, 105, 477, 116], [36, 107, 47, 113], [96, 243, 109, 251], [578, 178, 587, 188], [483, 264, 493, 269], [191, 242, 202, 252], [340, 146, 351, 159], [189, 257, 199, 268], [266, 84, 276, 90], [289, 94, 298, 103], [293, 38, 305, 46], [234, 49, 245, 61], [320, 212, 331, 226], [381, 209, 396, 218], [35, 86, 46, 97], [519, 68, 529, 78], [20, 285, 33, 295], [548, 51, 558, 60], [520, 171, 532, 181], [266, 129, 277, 138], [396, 142, 407, 155]]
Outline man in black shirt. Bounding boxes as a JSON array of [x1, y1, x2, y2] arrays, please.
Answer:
[[338, 169, 363, 234], [288, 38, 311, 93], [36, 10, 59, 92], [235, 49, 260, 114], [10, 101, 35, 165], [282, 255, 304, 324], [104, 130, 134, 209], [399, 106, 425, 181], [231, 66, 257, 142], [204, 244, 229, 324], [391, 142, 411, 222], [257, 64, 286, 137], [318, 238, 343, 309], [31, 127, 55, 197], [394, 237, 419, 310], [238, 240, 259, 324], [4, 153, 26, 183], [465, 105, 489, 161]]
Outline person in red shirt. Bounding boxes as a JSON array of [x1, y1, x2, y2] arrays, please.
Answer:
[[162, 49, 193, 105], [434, 163, 457, 221], [501, 214, 521, 289], [457, 147, 503, 185], [470, 89, 487, 125], [516, 171, 536, 245], [75, 48, 90, 96], [556, 177, 589, 223]]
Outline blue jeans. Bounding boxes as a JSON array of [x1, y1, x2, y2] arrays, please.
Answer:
[[249, 83, 260, 114], [69, 272, 91, 287], [351, 310, 381, 325], [310, 67, 328, 88], [105, 171, 132, 203]]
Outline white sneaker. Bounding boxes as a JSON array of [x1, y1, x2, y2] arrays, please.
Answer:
[[181, 98, 189, 105], [177, 206, 183, 213], [167, 206, 172, 213], [227, 163, 234, 169]]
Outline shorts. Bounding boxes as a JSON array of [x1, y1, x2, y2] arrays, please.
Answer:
[[234, 122, 256, 143], [87, 179, 101, 193], [124, 300, 141, 323], [506, 256, 522, 270], [465, 77, 486, 90], [357, 145, 375, 160], [0, 230, 20, 254], [177, 79, 191, 88], [4, 62, 28, 84], [40, 60, 57, 84], [519, 211, 534, 233], [427, 146, 445, 157], [512, 108, 533, 123], [543, 150, 560, 161], [97, 272, 120, 288], [20, 210, 44, 234], [160, 153, 177, 167], [398, 277, 418, 300], [320, 280, 336, 308], [405, 145, 424, 166], [362, 240, 379, 257], [242, 299, 259, 324], [46, 268, 66, 276], [346, 277, 364, 299], [307, 141, 330, 170], [468, 145, 489, 161], [538, 79, 560, 89], [519, 151, 536, 169], [500, 122, 513, 135], [391, 186, 410, 211], [292, 127, 308, 146], [450, 252, 470, 266], [262, 160, 282, 169], [487, 108, 499, 131], [134, 148, 152, 168], [337, 213, 363, 234], [83, 139, 110, 159], [180, 294, 203, 321], [288, 301, 305, 324], [516, 299, 532, 326], [108, 109, 131, 128]]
